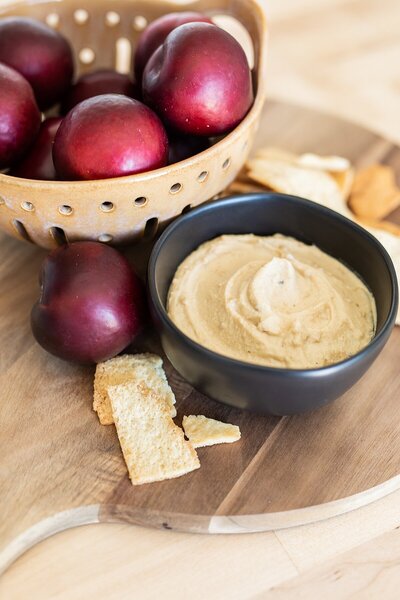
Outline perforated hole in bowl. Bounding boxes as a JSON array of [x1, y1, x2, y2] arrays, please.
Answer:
[[100, 201, 114, 213], [169, 183, 182, 194], [74, 9, 89, 25], [50, 226, 68, 246], [197, 171, 209, 183], [100, 202, 114, 212], [13, 219, 32, 243], [133, 15, 147, 31], [181, 205, 192, 214], [98, 233, 113, 243], [134, 196, 147, 207], [79, 48, 95, 65], [105, 11, 120, 27], [143, 217, 158, 240], [45, 13, 60, 28], [21, 201, 34, 212], [115, 38, 131, 74], [222, 158, 231, 170], [59, 205, 73, 216]]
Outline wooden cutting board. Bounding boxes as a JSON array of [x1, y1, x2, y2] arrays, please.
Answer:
[[2, 100, 400, 574]]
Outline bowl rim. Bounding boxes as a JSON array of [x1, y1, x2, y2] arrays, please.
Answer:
[[148, 192, 399, 376]]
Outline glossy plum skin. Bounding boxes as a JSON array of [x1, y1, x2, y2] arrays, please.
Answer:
[[53, 95, 168, 180], [143, 23, 254, 137], [134, 11, 212, 82], [168, 133, 209, 164], [0, 62, 41, 169], [10, 117, 62, 180], [0, 17, 74, 109], [31, 242, 146, 364], [61, 69, 140, 114]]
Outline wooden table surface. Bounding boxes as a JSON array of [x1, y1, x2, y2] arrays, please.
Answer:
[[2, 0, 400, 597]]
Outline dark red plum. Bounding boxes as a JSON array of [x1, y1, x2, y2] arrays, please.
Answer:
[[142, 23, 253, 136], [134, 11, 212, 82], [0, 17, 74, 109], [0, 62, 41, 169], [31, 242, 146, 364], [53, 95, 168, 180], [10, 117, 62, 180], [61, 69, 140, 114]]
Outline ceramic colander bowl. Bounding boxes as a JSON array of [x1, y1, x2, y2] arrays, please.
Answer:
[[0, 0, 267, 249]]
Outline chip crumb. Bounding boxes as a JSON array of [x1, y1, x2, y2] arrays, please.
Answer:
[[182, 415, 241, 448]]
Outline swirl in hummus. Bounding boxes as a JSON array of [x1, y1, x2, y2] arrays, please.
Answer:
[[167, 234, 377, 369]]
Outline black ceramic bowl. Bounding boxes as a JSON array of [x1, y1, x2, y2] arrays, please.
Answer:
[[148, 193, 398, 415]]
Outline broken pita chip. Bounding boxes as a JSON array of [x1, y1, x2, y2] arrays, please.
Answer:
[[297, 153, 351, 172], [253, 149, 351, 173], [296, 153, 354, 200], [349, 165, 400, 220], [247, 157, 353, 218], [182, 415, 241, 448], [248, 149, 353, 201], [109, 382, 200, 485]]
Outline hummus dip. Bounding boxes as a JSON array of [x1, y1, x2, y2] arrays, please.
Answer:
[[167, 234, 376, 369]]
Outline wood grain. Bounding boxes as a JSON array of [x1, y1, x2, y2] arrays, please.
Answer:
[[4, 490, 400, 600], [264, 527, 400, 599], [0, 523, 300, 600], [1, 101, 400, 576]]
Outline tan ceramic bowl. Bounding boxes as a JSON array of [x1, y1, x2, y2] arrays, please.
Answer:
[[0, 0, 268, 249]]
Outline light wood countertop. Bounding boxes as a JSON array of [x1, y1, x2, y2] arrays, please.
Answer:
[[2, 0, 400, 597]]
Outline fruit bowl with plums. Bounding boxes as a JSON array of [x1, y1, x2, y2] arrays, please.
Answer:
[[0, 0, 267, 249]]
